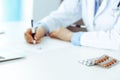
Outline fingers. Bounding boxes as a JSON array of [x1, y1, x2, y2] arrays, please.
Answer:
[[24, 27, 46, 44], [49, 30, 59, 39], [34, 27, 46, 43], [24, 28, 34, 44], [34, 28, 41, 43]]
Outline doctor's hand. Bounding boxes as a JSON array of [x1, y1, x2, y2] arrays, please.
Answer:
[[49, 28, 73, 42], [24, 27, 46, 44]]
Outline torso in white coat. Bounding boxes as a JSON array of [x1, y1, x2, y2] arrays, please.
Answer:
[[40, 0, 120, 50], [82, 0, 120, 31]]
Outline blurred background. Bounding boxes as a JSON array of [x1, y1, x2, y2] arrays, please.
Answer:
[[0, 0, 60, 22], [0, 0, 60, 33]]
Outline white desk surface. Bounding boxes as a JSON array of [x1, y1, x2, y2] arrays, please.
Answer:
[[0, 22, 120, 80]]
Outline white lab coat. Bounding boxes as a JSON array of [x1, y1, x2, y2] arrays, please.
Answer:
[[39, 0, 120, 50]]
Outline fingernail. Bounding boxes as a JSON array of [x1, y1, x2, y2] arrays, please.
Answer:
[[33, 40, 36, 44]]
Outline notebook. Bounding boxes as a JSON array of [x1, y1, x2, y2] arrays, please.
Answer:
[[0, 49, 25, 62]]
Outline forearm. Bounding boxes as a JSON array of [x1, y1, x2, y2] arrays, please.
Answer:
[[37, 0, 82, 32]]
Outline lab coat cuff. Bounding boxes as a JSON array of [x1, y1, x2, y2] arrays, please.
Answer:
[[35, 22, 49, 36], [71, 32, 83, 46]]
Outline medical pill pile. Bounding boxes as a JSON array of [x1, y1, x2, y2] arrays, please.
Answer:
[[79, 55, 119, 68], [95, 55, 118, 68]]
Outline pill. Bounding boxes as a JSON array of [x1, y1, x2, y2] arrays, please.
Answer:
[[95, 55, 110, 64], [111, 59, 117, 64], [102, 64, 108, 67], [107, 63, 112, 66], [112, 59, 117, 62], [111, 61, 114, 64], [101, 59, 105, 62], [104, 55, 109, 59]]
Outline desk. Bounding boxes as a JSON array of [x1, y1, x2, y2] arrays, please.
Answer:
[[0, 22, 120, 80]]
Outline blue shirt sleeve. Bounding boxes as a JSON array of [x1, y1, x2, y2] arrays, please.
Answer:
[[35, 22, 49, 36], [71, 32, 83, 46]]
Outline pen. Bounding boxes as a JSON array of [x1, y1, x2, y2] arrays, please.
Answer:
[[117, 1, 120, 8], [31, 19, 36, 44]]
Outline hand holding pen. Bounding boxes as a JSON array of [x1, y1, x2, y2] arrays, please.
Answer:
[[24, 20, 47, 44]]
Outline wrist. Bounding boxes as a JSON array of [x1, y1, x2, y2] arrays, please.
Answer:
[[68, 32, 73, 42]]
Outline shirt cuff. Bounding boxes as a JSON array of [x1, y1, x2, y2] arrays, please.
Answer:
[[71, 32, 83, 46], [35, 22, 49, 36]]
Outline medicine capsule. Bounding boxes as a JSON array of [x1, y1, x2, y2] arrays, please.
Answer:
[[112, 59, 117, 63]]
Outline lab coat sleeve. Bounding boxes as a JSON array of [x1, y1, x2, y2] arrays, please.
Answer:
[[80, 16, 120, 50], [37, 0, 82, 32], [71, 32, 83, 46]]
